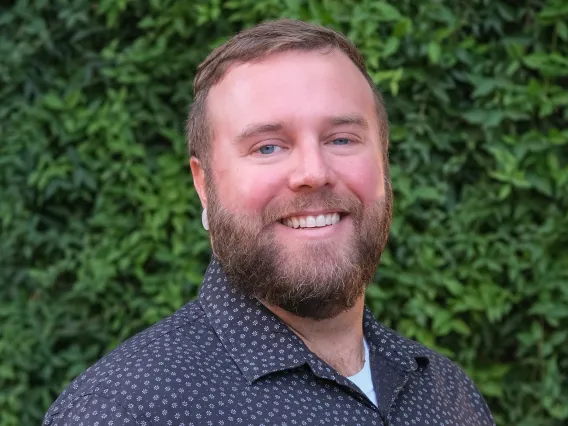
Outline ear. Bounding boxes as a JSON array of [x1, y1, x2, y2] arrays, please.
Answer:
[[190, 156, 208, 209]]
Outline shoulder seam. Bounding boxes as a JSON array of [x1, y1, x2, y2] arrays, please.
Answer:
[[120, 305, 206, 362], [47, 392, 149, 426], [47, 305, 207, 420]]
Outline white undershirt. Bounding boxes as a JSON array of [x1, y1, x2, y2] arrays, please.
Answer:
[[346, 338, 378, 406]]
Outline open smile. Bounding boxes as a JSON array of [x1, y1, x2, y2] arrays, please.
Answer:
[[279, 212, 346, 229]]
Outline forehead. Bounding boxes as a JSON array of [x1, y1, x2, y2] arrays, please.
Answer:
[[206, 49, 378, 136]]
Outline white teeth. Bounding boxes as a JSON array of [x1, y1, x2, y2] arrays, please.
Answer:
[[282, 213, 342, 229], [333, 213, 340, 224]]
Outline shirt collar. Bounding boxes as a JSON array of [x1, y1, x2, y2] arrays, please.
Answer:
[[362, 306, 430, 373], [198, 257, 430, 385], [198, 257, 308, 383]]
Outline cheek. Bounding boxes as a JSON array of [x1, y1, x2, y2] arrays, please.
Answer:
[[335, 156, 384, 204], [217, 164, 285, 214]]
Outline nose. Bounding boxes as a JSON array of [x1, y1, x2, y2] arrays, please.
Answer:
[[288, 143, 337, 192]]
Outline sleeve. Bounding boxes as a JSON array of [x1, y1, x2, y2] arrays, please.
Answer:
[[459, 368, 497, 426], [43, 394, 140, 426]]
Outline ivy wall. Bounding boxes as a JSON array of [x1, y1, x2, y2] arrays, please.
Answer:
[[1, 1, 567, 425]]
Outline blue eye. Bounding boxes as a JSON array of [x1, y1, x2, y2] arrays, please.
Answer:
[[258, 145, 281, 155], [332, 138, 351, 145]]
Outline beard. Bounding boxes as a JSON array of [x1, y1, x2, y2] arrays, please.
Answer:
[[206, 180, 392, 320]]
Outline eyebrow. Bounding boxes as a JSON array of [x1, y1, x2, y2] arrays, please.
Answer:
[[234, 114, 369, 144], [235, 122, 285, 143], [325, 114, 370, 130]]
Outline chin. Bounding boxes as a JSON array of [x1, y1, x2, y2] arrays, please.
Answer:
[[282, 242, 345, 263]]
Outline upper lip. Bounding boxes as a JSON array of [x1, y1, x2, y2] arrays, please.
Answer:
[[280, 210, 346, 220]]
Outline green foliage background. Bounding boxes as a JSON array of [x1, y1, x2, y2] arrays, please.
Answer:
[[1, 0, 567, 425]]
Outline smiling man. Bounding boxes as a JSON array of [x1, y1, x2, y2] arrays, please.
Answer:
[[43, 20, 495, 426]]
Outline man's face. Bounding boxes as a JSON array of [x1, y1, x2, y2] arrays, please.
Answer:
[[194, 49, 392, 319]]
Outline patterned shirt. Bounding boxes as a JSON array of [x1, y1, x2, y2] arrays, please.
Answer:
[[43, 258, 495, 426]]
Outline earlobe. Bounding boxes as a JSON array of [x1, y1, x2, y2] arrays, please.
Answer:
[[189, 156, 208, 209]]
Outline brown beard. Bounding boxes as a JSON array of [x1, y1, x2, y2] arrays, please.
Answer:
[[206, 181, 392, 320]]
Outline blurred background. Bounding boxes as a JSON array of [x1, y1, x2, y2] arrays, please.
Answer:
[[1, 0, 567, 425]]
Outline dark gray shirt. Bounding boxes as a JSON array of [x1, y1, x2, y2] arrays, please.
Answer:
[[43, 258, 495, 426]]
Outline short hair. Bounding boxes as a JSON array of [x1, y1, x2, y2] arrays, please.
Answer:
[[186, 19, 389, 167]]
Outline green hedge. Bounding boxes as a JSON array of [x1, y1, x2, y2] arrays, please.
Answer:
[[1, 1, 567, 425]]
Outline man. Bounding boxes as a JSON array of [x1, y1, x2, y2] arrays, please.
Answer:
[[43, 19, 495, 426]]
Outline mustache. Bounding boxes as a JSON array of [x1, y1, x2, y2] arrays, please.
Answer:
[[261, 190, 363, 225]]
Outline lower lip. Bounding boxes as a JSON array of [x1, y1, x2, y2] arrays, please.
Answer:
[[275, 216, 349, 240]]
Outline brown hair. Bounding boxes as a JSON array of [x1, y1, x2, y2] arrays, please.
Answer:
[[186, 19, 389, 168]]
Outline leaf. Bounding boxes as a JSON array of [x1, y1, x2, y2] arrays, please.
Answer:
[[43, 93, 65, 110], [462, 109, 504, 127], [373, 2, 402, 21], [557, 21, 568, 41], [471, 78, 498, 98], [383, 37, 400, 57], [428, 42, 441, 63]]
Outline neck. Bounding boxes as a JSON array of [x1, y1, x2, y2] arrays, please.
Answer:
[[262, 297, 366, 377]]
